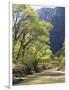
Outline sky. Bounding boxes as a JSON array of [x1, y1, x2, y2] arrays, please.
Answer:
[[30, 5, 55, 11]]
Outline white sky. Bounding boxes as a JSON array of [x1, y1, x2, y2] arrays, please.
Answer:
[[30, 5, 55, 10]]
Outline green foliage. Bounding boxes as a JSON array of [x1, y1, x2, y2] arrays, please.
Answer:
[[12, 4, 64, 77]]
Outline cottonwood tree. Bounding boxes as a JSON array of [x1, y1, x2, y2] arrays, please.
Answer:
[[12, 4, 53, 73]]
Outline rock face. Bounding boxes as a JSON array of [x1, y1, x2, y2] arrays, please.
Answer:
[[37, 7, 65, 53]]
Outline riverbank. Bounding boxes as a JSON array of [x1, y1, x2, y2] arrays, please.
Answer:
[[13, 69, 65, 85]]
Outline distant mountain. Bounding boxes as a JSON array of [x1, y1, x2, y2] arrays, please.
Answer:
[[37, 7, 65, 53], [37, 8, 54, 22]]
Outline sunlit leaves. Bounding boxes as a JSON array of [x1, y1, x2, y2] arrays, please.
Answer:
[[25, 6, 38, 17], [12, 4, 58, 74], [58, 55, 64, 63]]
